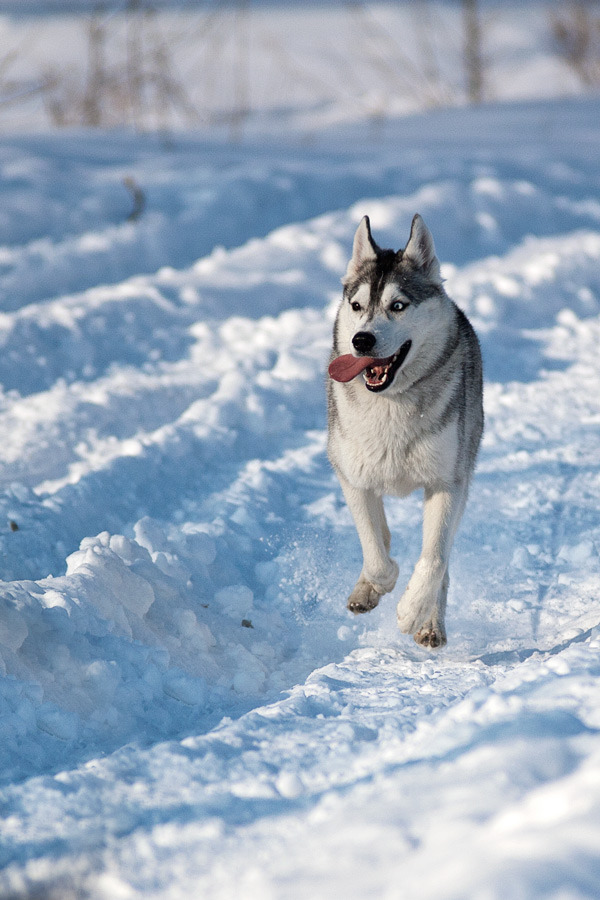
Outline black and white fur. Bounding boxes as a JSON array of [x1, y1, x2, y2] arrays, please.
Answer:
[[327, 214, 483, 648]]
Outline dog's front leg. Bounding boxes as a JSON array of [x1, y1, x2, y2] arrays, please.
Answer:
[[396, 484, 467, 647], [339, 477, 399, 613]]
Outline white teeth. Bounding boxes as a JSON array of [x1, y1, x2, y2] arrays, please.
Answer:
[[363, 370, 388, 384], [363, 344, 408, 388]]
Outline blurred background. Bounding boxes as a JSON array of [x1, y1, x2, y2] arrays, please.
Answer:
[[0, 0, 598, 140]]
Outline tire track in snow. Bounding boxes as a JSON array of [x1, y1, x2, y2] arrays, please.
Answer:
[[0, 301, 330, 581], [1, 119, 600, 897], [2, 628, 599, 899], [1, 180, 600, 810]]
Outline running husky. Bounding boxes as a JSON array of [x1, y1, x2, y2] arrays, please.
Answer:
[[327, 214, 483, 648]]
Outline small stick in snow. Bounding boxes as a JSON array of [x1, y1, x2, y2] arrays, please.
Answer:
[[123, 176, 146, 222]]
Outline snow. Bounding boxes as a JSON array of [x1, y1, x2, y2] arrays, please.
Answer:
[[0, 2, 599, 894], [0, 1, 592, 135]]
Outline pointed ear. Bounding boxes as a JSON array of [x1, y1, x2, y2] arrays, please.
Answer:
[[403, 214, 442, 284], [343, 215, 378, 283]]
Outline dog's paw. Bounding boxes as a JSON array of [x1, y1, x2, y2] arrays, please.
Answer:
[[414, 623, 447, 649], [364, 559, 399, 595], [347, 579, 382, 614], [396, 559, 443, 634], [396, 593, 435, 634]]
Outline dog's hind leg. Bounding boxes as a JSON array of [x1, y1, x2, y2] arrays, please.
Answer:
[[339, 478, 399, 613], [397, 483, 467, 646]]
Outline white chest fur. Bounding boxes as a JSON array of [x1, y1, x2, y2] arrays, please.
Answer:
[[328, 379, 458, 496]]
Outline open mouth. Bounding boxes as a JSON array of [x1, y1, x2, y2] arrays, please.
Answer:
[[363, 340, 412, 392]]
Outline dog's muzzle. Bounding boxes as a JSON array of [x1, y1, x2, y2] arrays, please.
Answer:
[[328, 340, 412, 391]]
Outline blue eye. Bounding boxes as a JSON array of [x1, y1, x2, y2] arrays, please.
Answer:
[[391, 300, 406, 312]]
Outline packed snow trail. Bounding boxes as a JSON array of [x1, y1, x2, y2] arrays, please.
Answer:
[[0, 100, 600, 898]]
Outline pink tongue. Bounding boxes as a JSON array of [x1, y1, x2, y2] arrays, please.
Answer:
[[328, 354, 376, 383]]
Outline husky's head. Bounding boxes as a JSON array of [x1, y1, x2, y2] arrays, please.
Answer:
[[329, 214, 449, 394]]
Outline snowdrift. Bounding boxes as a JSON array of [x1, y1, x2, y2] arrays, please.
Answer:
[[0, 99, 600, 899]]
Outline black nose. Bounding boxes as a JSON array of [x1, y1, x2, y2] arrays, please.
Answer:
[[352, 331, 376, 353]]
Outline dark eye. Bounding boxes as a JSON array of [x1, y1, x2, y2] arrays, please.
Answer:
[[350, 300, 361, 312], [391, 300, 406, 312]]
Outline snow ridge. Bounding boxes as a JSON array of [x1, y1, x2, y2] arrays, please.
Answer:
[[1, 100, 600, 899]]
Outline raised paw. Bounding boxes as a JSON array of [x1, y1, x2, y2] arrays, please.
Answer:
[[396, 595, 435, 635], [347, 579, 383, 614], [414, 624, 447, 649], [396, 559, 444, 635]]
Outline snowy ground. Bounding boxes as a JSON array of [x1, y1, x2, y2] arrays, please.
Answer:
[[0, 94, 600, 898]]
